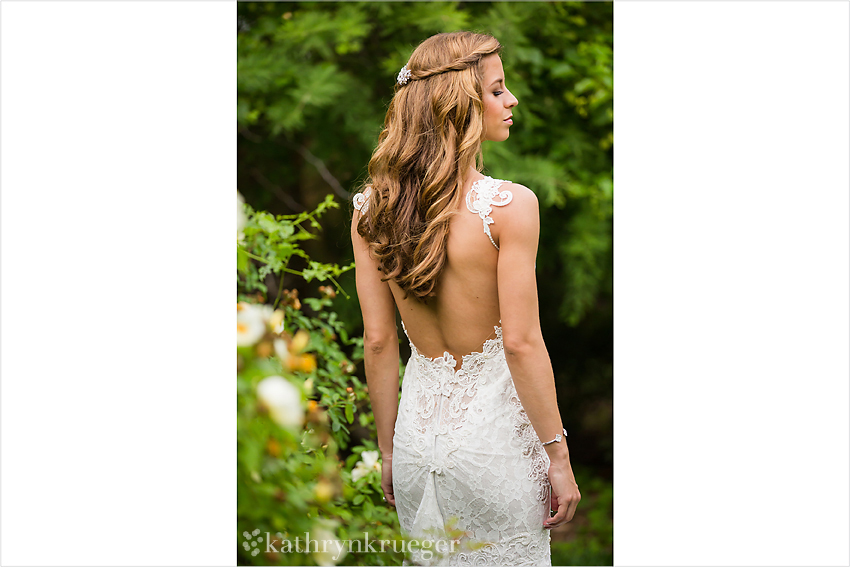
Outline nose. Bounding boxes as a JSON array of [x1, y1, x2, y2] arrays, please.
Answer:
[[507, 89, 518, 108]]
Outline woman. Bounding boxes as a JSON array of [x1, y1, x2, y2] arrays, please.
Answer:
[[350, 31, 580, 566]]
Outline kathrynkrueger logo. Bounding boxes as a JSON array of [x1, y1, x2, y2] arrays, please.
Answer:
[[242, 529, 460, 562]]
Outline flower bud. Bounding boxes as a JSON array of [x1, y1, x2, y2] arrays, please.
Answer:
[[290, 329, 310, 353]]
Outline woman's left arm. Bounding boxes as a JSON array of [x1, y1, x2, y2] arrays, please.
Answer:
[[350, 210, 400, 461]]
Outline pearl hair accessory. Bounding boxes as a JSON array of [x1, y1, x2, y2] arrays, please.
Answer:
[[396, 64, 411, 86]]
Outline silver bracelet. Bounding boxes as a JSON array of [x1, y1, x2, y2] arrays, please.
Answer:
[[541, 428, 568, 446]]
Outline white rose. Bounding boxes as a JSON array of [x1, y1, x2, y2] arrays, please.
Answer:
[[259, 303, 274, 321], [237, 192, 247, 243], [351, 464, 368, 482], [311, 520, 347, 566], [360, 450, 381, 471], [351, 450, 381, 482], [237, 302, 266, 347], [256, 376, 304, 429]]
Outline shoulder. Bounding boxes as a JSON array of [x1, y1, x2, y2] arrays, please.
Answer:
[[490, 182, 539, 250], [494, 181, 538, 223], [492, 183, 539, 258], [498, 181, 537, 207], [351, 186, 373, 241]]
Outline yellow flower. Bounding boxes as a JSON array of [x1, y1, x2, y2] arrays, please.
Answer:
[[288, 353, 316, 374], [290, 329, 310, 353], [313, 479, 334, 503], [266, 437, 281, 457], [268, 309, 285, 334], [299, 354, 317, 373]]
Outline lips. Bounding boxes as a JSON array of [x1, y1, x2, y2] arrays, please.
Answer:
[[504, 115, 513, 125]]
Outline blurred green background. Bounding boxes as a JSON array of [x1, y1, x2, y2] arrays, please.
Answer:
[[238, 2, 612, 564]]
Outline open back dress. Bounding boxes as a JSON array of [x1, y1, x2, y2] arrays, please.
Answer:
[[354, 176, 552, 566]]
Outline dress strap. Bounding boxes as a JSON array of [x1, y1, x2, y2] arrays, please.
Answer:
[[353, 186, 372, 213], [465, 176, 513, 250]]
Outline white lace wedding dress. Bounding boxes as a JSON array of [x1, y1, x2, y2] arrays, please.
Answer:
[[356, 176, 553, 566]]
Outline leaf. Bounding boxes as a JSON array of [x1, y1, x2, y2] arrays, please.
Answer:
[[237, 247, 250, 274], [574, 77, 595, 94]]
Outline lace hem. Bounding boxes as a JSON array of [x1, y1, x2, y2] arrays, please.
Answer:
[[405, 529, 551, 566]]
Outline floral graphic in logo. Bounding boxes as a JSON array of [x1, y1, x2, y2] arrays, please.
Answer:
[[242, 528, 263, 556]]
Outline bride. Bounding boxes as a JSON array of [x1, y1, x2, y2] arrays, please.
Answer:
[[350, 31, 580, 566]]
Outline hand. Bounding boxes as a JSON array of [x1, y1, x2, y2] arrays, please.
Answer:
[[381, 453, 395, 507], [544, 463, 580, 529]]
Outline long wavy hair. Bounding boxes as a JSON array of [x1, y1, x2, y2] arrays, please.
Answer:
[[354, 31, 502, 301]]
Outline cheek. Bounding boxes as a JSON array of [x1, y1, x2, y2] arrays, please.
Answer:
[[485, 99, 500, 122]]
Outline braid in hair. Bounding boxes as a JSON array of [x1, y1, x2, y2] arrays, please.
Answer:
[[409, 50, 485, 81]]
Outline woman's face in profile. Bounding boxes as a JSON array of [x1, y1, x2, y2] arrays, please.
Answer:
[[481, 54, 519, 142]]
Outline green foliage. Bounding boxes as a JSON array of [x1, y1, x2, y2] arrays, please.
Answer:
[[550, 474, 613, 566], [238, 196, 404, 565], [238, 193, 353, 301], [237, 1, 612, 326]]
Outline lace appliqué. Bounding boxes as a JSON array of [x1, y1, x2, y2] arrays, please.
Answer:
[[353, 186, 372, 213], [465, 176, 513, 250], [510, 394, 552, 504], [401, 320, 503, 438]]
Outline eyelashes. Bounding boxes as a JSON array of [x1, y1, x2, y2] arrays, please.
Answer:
[[493, 91, 504, 96]]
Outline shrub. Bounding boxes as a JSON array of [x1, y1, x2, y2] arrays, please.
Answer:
[[237, 193, 404, 566]]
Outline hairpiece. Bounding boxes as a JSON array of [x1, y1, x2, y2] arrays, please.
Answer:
[[396, 65, 412, 86]]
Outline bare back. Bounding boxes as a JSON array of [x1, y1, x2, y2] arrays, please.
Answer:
[[386, 173, 514, 370]]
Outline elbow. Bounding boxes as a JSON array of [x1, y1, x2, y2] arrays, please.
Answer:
[[363, 328, 397, 356], [503, 334, 544, 359]]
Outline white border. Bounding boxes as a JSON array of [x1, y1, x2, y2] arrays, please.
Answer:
[[2, 1, 848, 566], [1, 2, 235, 565], [615, 2, 849, 565]]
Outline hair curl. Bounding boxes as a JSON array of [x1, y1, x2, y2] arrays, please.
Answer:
[[353, 31, 502, 301]]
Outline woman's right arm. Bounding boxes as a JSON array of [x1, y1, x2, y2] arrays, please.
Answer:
[[495, 184, 581, 528]]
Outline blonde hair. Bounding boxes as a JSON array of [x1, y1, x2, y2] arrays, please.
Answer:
[[354, 31, 502, 301]]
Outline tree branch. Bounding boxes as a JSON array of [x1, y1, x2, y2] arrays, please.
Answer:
[[288, 142, 350, 200], [248, 168, 306, 212]]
